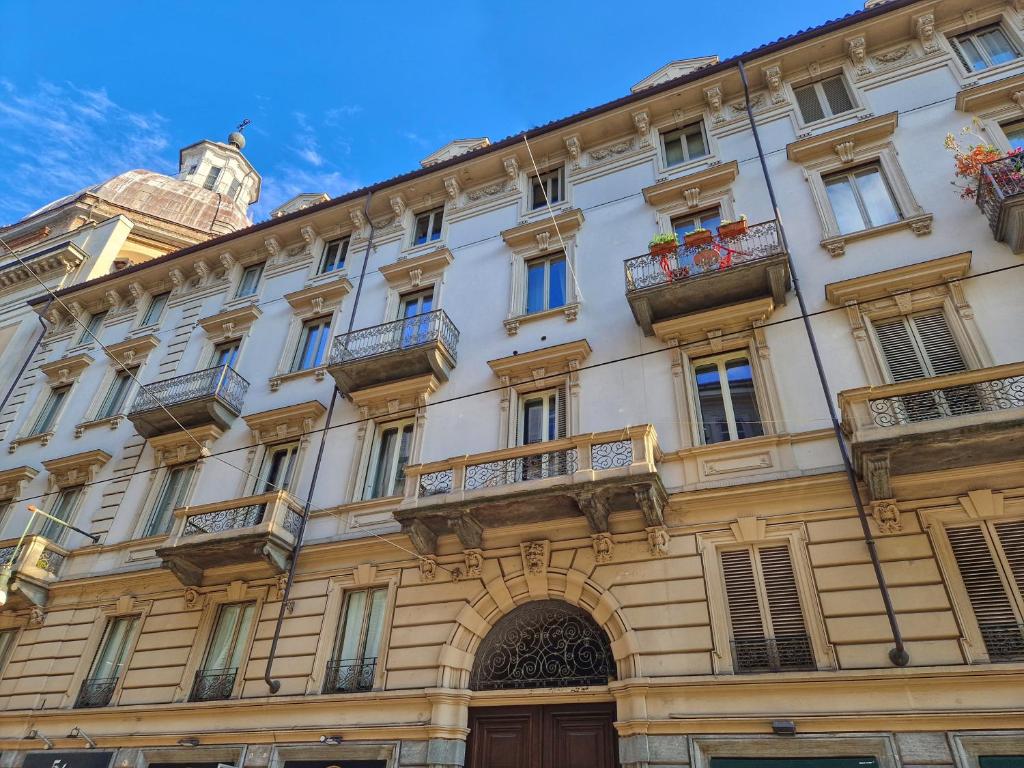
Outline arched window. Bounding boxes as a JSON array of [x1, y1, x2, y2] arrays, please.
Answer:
[[470, 600, 616, 690]]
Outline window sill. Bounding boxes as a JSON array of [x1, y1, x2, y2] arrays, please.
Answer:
[[305, 268, 349, 288], [220, 293, 261, 312], [75, 415, 125, 438], [7, 430, 55, 453], [269, 366, 327, 392], [518, 200, 570, 224], [504, 303, 580, 336], [793, 108, 871, 139], [958, 57, 1024, 89], [401, 240, 446, 260], [820, 212, 933, 257], [655, 156, 718, 184]]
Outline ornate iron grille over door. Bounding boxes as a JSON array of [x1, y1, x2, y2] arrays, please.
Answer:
[[469, 600, 616, 690]]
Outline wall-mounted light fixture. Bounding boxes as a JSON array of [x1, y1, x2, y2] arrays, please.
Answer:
[[177, 738, 201, 747], [319, 735, 343, 745], [771, 719, 797, 736], [26, 730, 54, 749], [68, 727, 97, 748]]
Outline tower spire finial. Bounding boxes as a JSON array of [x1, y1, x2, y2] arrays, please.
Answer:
[[228, 119, 251, 150]]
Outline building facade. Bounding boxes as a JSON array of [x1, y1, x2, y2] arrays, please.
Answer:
[[0, 1, 1022, 767]]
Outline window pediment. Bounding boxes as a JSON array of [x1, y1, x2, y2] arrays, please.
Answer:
[[786, 111, 898, 165], [243, 400, 326, 443], [825, 252, 971, 306], [105, 334, 159, 366], [379, 247, 453, 288], [487, 339, 592, 385], [0, 466, 37, 500], [500, 208, 584, 252], [285, 275, 353, 316], [652, 297, 775, 345], [955, 72, 1024, 114], [197, 305, 262, 342], [39, 352, 93, 384], [42, 449, 111, 488], [348, 374, 440, 417], [148, 424, 223, 466], [642, 160, 739, 207]]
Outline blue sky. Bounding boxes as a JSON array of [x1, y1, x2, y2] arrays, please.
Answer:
[[0, 0, 862, 225]]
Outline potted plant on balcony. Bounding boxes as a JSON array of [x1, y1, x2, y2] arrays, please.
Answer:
[[717, 215, 748, 239], [648, 232, 679, 257], [944, 122, 1020, 201], [683, 227, 713, 248]]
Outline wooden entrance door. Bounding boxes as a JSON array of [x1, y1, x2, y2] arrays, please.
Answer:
[[467, 703, 618, 768]]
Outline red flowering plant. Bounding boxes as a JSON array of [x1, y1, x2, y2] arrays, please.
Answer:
[[945, 122, 1024, 200]]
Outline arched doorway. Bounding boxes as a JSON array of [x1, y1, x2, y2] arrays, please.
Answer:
[[466, 600, 619, 768]]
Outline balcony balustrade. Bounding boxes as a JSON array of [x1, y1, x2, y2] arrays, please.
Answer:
[[326, 309, 459, 393], [128, 365, 249, 439], [980, 622, 1024, 662], [324, 657, 376, 693], [74, 677, 118, 708], [155, 491, 304, 586], [624, 219, 790, 335], [396, 425, 666, 555], [977, 154, 1024, 253], [839, 362, 1024, 498], [732, 635, 815, 673], [189, 667, 237, 702], [0, 534, 67, 609]]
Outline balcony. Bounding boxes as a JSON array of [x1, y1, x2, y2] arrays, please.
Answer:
[[396, 425, 665, 554], [155, 491, 304, 586], [190, 667, 236, 702], [0, 535, 67, 609], [839, 363, 1024, 498], [75, 677, 118, 709], [324, 657, 376, 693], [128, 365, 249, 439], [624, 220, 790, 335], [327, 309, 458, 394], [977, 154, 1024, 253], [732, 635, 815, 673]]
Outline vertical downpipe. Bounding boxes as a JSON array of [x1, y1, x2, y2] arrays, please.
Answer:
[[737, 59, 908, 666]]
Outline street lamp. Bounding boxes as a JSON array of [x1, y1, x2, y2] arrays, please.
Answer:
[[0, 504, 99, 607]]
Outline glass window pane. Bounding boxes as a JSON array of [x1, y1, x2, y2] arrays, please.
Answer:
[[695, 364, 730, 445], [523, 398, 544, 444], [145, 464, 193, 536], [413, 215, 430, 245], [672, 215, 697, 241], [430, 209, 444, 240], [854, 168, 900, 228], [41, 487, 79, 541], [337, 590, 367, 660], [825, 175, 867, 234], [370, 428, 398, 498], [686, 127, 707, 160], [1005, 123, 1024, 152], [143, 293, 168, 325], [548, 257, 566, 309], [91, 617, 135, 679], [699, 211, 722, 233], [531, 178, 546, 209], [979, 28, 1018, 65], [956, 37, 988, 71], [664, 135, 686, 166], [526, 261, 546, 314], [393, 425, 414, 496], [725, 359, 764, 440], [548, 172, 562, 204], [363, 588, 388, 660]]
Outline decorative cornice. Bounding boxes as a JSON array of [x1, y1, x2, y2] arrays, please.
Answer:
[[786, 112, 899, 164], [148, 424, 223, 466], [825, 251, 971, 306], [197, 305, 263, 341], [0, 466, 37, 501], [500, 208, 585, 250], [643, 161, 740, 208], [487, 339, 592, 383], [243, 400, 326, 444], [955, 72, 1024, 114], [104, 334, 159, 366], [38, 353, 94, 384], [652, 297, 775, 344], [284, 276, 353, 316], [42, 449, 111, 488], [347, 374, 440, 414], [378, 248, 454, 287]]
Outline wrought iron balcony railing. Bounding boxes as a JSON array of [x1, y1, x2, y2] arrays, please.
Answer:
[[130, 364, 249, 415], [977, 154, 1024, 238], [189, 667, 237, 702], [74, 676, 118, 708], [324, 657, 376, 693], [624, 220, 785, 293], [329, 309, 459, 365], [732, 635, 815, 673], [981, 622, 1024, 662]]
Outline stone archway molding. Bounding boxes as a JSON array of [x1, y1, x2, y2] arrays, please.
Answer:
[[436, 566, 641, 689]]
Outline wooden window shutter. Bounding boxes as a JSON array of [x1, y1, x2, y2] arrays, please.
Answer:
[[911, 312, 969, 376], [947, 525, 1022, 660], [758, 546, 808, 640], [721, 549, 765, 643], [949, 36, 973, 73], [994, 521, 1024, 603], [874, 317, 928, 382], [556, 383, 568, 439]]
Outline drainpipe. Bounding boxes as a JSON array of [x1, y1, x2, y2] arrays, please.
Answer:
[[736, 60, 908, 666], [265, 190, 378, 693], [0, 300, 51, 415]]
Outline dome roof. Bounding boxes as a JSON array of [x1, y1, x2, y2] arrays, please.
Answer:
[[28, 168, 250, 235]]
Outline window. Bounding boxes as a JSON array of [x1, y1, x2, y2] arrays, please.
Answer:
[[525, 253, 566, 315], [399, 288, 433, 319], [1005, 121, 1024, 153], [40, 486, 81, 543], [291, 316, 331, 372], [824, 165, 901, 234], [258, 443, 299, 493], [76, 616, 137, 708], [662, 122, 708, 167], [203, 166, 222, 191], [873, 311, 979, 422], [412, 206, 444, 246], [235, 263, 264, 298], [793, 75, 855, 123], [720, 545, 815, 672], [320, 237, 349, 274], [29, 385, 70, 435], [519, 387, 566, 445], [953, 25, 1019, 72], [672, 209, 723, 247], [95, 368, 135, 420], [693, 354, 764, 444], [0, 629, 16, 677], [142, 463, 195, 537], [141, 292, 169, 326], [364, 419, 414, 499], [531, 168, 564, 210], [79, 311, 107, 344], [227, 179, 242, 201], [212, 340, 240, 369], [946, 520, 1024, 661], [325, 587, 387, 693], [191, 602, 256, 702]]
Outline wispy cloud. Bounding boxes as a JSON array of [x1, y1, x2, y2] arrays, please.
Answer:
[[0, 80, 171, 224], [289, 110, 325, 167], [324, 104, 362, 125], [253, 166, 362, 221]]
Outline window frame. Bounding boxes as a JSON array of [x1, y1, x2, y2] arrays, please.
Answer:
[[523, 252, 567, 315], [141, 461, 197, 539], [191, 601, 258, 702], [140, 292, 170, 327], [78, 310, 107, 345], [28, 384, 72, 436], [530, 167, 564, 210], [690, 351, 766, 445], [324, 586, 389, 693], [0, 627, 19, 680], [235, 262, 265, 299], [93, 367, 137, 421], [319, 237, 350, 275], [363, 417, 415, 500], [517, 387, 564, 446], [290, 315, 332, 373], [40, 485, 83, 544], [211, 339, 241, 369], [77, 615, 139, 708], [411, 206, 445, 247], [661, 121, 710, 168], [952, 23, 1021, 72], [823, 163, 903, 235], [203, 166, 222, 191], [793, 74, 856, 124], [257, 441, 300, 494]]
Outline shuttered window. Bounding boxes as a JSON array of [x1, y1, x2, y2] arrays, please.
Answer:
[[794, 76, 855, 123], [873, 311, 981, 422], [720, 544, 815, 672], [517, 384, 569, 480], [946, 521, 1024, 661], [952, 25, 1019, 72]]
